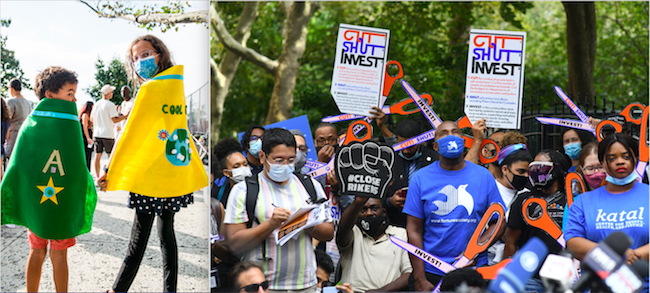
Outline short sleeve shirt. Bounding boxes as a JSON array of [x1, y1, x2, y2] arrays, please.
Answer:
[[338, 225, 412, 292], [90, 99, 118, 139], [565, 183, 649, 249], [224, 172, 331, 290], [402, 161, 505, 275]]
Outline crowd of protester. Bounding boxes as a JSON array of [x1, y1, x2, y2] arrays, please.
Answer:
[[210, 108, 649, 293]]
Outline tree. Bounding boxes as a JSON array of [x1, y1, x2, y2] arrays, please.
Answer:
[[1, 19, 32, 98], [84, 57, 129, 104], [210, 2, 258, 142], [79, 1, 207, 32], [562, 2, 597, 106], [212, 1, 320, 125]]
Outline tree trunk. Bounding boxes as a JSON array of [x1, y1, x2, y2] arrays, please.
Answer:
[[265, 2, 317, 124], [563, 2, 597, 106], [210, 2, 259, 143], [443, 3, 473, 117]]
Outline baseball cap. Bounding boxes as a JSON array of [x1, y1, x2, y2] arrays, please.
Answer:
[[101, 84, 116, 95]]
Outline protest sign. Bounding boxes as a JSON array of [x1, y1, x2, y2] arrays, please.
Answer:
[[237, 115, 317, 161], [331, 24, 390, 117], [464, 29, 526, 129], [336, 141, 394, 198]]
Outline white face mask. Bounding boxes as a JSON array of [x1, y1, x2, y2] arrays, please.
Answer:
[[226, 166, 252, 183]]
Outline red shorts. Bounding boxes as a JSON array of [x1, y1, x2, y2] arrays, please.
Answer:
[[28, 230, 75, 250]]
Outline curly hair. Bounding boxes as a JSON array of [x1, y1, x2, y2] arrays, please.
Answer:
[[499, 131, 528, 148], [34, 67, 78, 100], [125, 35, 174, 86], [213, 137, 244, 173]]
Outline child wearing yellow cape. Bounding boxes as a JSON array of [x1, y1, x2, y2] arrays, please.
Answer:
[[97, 35, 208, 293], [1, 67, 97, 292]]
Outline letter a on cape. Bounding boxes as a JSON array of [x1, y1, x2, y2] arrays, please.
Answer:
[[106, 65, 208, 197], [1, 99, 97, 240]]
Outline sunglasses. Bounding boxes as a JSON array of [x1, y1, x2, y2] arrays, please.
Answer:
[[528, 161, 556, 186], [240, 281, 269, 292]]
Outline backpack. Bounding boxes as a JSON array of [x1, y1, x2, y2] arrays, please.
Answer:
[[244, 172, 323, 229]]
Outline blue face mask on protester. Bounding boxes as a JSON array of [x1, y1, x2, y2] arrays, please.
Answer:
[[435, 135, 465, 159], [249, 139, 262, 158], [564, 142, 582, 160], [134, 55, 159, 80], [266, 162, 295, 182], [606, 171, 639, 186]]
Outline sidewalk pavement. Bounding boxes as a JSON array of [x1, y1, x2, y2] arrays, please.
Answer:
[[1, 153, 210, 292]]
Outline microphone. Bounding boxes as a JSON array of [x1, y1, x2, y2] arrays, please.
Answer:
[[604, 259, 649, 293], [539, 251, 579, 293], [488, 237, 549, 293], [572, 231, 633, 292]]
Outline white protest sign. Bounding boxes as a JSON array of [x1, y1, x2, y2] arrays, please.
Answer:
[[464, 29, 526, 129], [331, 24, 390, 117]]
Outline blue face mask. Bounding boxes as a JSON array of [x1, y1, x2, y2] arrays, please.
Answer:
[[266, 162, 295, 182], [435, 135, 465, 159], [134, 55, 159, 80], [606, 171, 639, 186], [564, 142, 582, 160], [249, 139, 262, 159]]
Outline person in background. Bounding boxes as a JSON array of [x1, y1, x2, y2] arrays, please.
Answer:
[[483, 131, 505, 179], [561, 141, 604, 231], [487, 142, 532, 265], [1, 97, 11, 165], [315, 249, 334, 289], [561, 129, 592, 173], [5, 78, 32, 159], [227, 261, 269, 293], [116, 85, 134, 133], [213, 137, 250, 206], [240, 125, 265, 176], [376, 118, 437, 228], [289, 129, 310, 175], [503, 149, 571, 293], [313, 122, 338, 164], [565, 133, 648, 264], [79, 101, 94, 171], [440, 268, 485, 292]]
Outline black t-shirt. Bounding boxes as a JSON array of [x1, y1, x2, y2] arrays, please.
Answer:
[[507, 189, 566, 255]]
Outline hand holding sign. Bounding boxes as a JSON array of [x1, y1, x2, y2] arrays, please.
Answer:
[[336, 141, 394, 198]]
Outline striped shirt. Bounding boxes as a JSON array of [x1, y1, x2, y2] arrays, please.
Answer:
[[224, 172, 331, 290]]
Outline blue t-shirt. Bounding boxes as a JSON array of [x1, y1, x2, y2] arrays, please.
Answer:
[[403, 161, 505, 275], [565, 182, 649, 248]]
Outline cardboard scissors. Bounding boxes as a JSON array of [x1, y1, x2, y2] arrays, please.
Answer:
[[456, 116, 501, 164], [321, 94, 433, 123], [565, 172, 585, 208], [522, 197, 566, 247], [554, 86, 596, 136], [452, 203, 506, 268]]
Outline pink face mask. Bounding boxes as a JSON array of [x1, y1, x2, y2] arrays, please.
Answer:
[[584, 171, 606, 189]]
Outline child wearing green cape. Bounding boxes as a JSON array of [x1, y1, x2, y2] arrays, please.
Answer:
[[1, 67, 97, 292]]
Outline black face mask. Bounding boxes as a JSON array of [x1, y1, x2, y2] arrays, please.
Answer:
[[508, 172, 529, 190], [356, 214, 387, 238]]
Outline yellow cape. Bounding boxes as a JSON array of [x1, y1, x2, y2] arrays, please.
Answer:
[[106, 65, 208, 197]]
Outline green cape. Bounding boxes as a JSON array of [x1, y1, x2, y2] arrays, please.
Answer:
[[1, 98, 97, 240]]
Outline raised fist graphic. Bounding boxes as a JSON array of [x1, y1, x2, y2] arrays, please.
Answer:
[[336, 141, 394, 198]]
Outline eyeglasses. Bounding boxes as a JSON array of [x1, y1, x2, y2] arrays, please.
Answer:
[[298, 145, 309, 153], [582, 165, 605, 173], [250, 135, 261, 142], [316, 138, 338, 146], [240, 281, 269, 293], [267, 156, 295, 165], [131, 50, 158, 63]]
